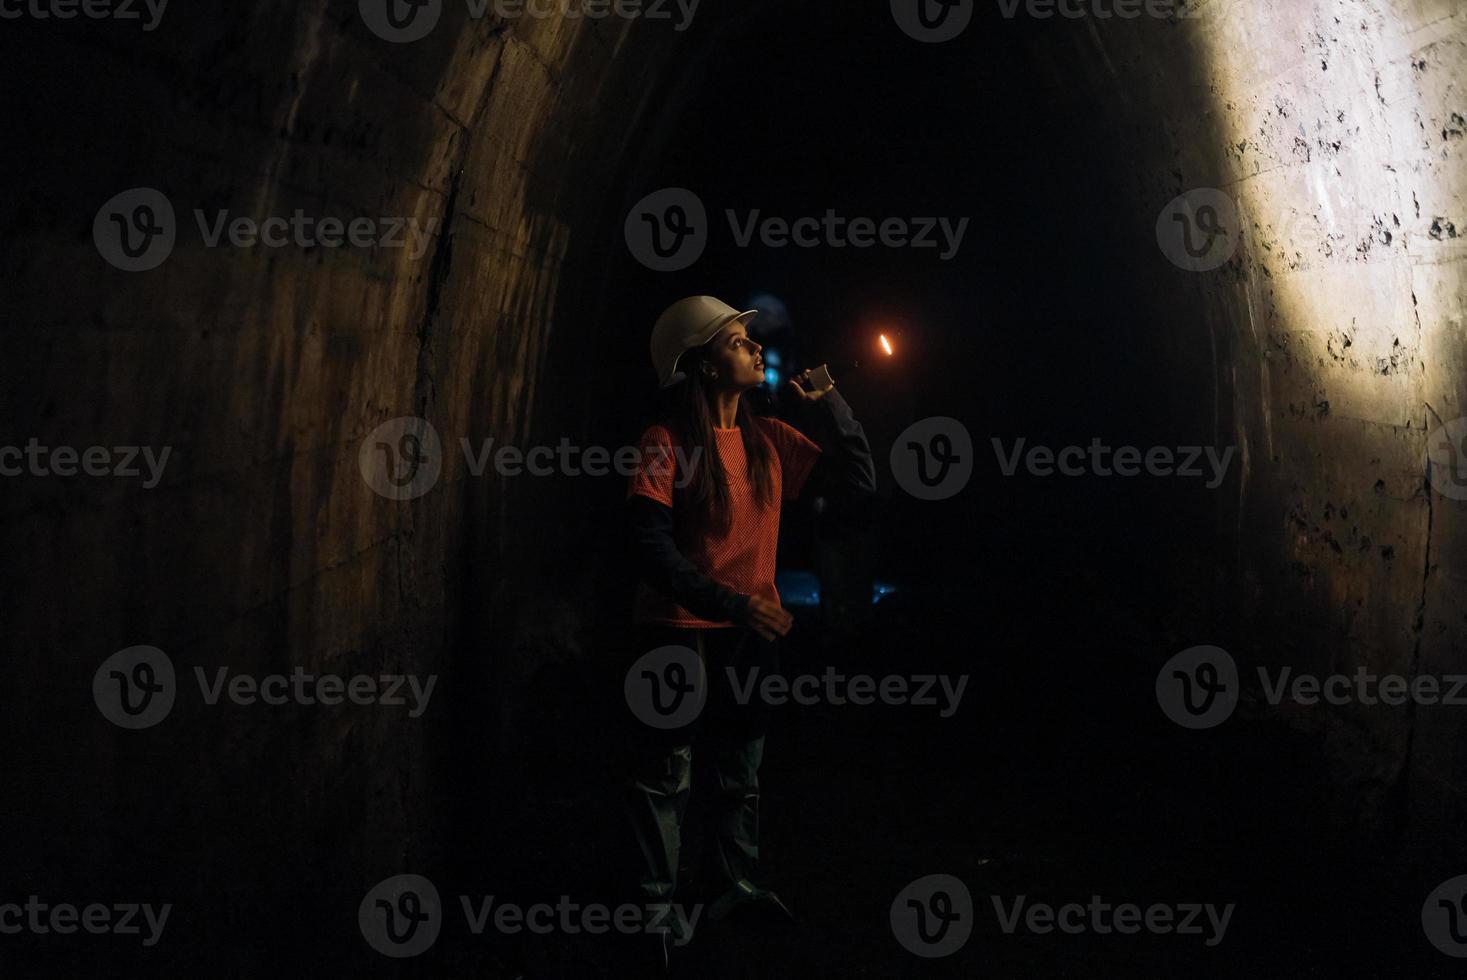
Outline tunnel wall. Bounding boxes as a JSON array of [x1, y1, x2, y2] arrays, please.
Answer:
[[3, 0, 1464, 967], [1044, 0, 1467, 836], [0, 0, 703, 964]]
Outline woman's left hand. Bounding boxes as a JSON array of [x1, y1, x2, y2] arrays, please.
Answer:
[[784, 370, 829, 403]]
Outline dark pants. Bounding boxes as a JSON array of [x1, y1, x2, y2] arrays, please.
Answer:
[[623, 624, 777, 906]]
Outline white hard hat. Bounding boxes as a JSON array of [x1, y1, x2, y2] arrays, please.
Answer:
[[650, 296, 759, 388]]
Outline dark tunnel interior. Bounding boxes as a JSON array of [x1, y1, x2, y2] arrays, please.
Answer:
[[2, 0, 1466, 976]]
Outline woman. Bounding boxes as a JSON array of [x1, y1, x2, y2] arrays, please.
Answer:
[[623, 295, 876, 961]]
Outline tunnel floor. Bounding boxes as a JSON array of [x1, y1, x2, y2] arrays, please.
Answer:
[[425, 544, 1449, 980]]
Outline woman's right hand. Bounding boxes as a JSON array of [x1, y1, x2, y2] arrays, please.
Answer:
[[742, 595, 794, 641]]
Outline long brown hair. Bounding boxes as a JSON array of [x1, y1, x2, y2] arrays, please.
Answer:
[[671, 343, 775, 523]]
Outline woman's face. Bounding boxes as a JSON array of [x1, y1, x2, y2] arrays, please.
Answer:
[[706, 320, 765, 390]]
